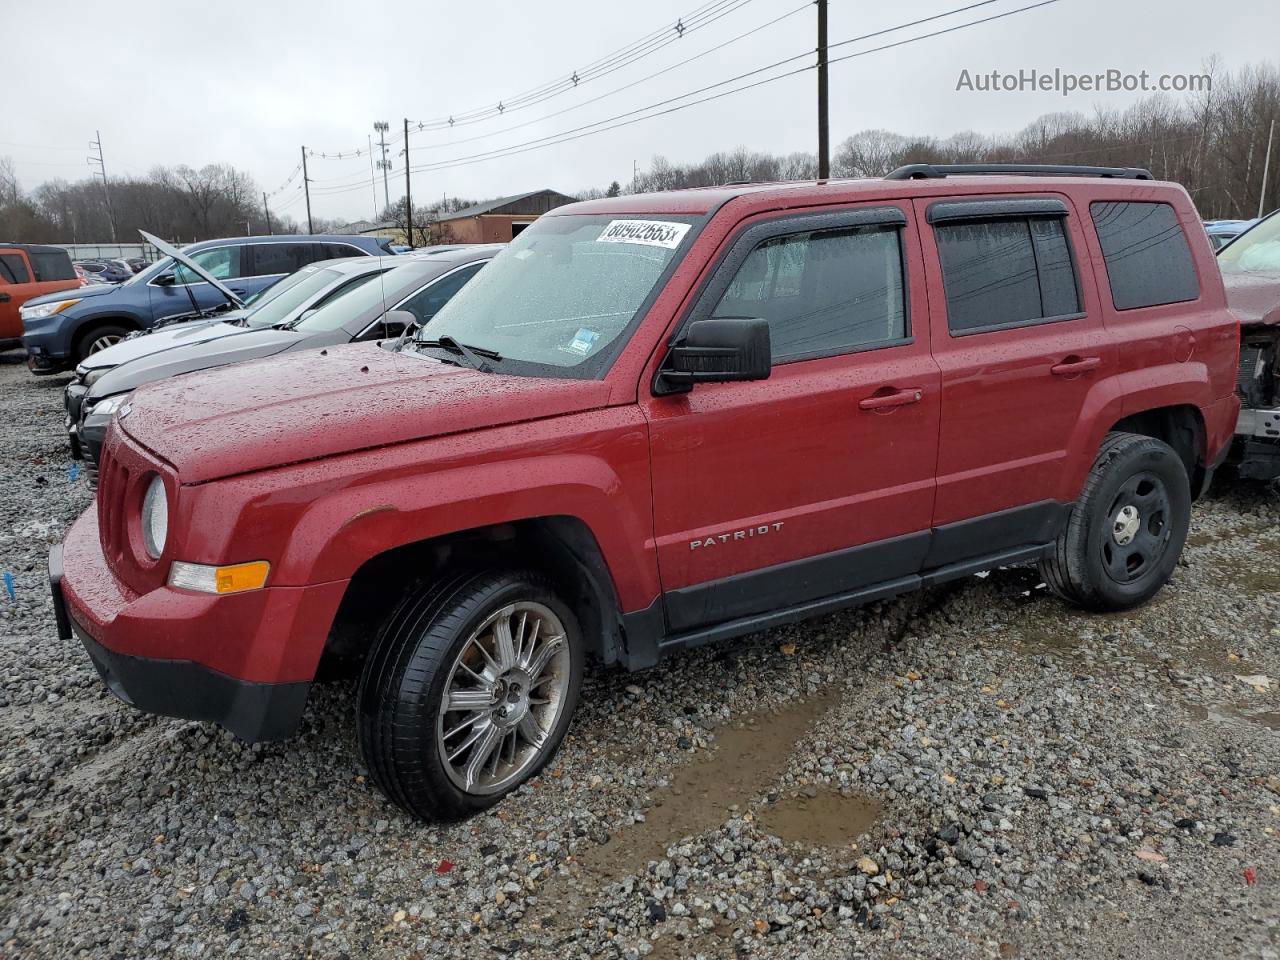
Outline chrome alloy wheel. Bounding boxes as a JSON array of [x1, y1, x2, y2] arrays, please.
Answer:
[[87, 333, 123, 353], [436, 601, 571, 795]]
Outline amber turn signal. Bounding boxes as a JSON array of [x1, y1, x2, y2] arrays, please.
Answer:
[[168, 560, 270, 595]]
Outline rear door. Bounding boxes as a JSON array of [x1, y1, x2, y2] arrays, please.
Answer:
[[643, 201, 941, 634], [0, 248, 34, 338], [915, 194, 1115, 563]]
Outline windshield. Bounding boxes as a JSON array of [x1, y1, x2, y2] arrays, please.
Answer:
[[1218, 212, 1280, 275], [240, 265, 343, 328], [417, 214, 694, 378], [292, 265, 407, 332]]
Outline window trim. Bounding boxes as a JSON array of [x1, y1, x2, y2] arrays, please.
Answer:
[[665, 206, 914, 371], [934, 209, 1086, 338], [927, 197, 1069, 224], [0, 250, 33, 285], [1088, 200, 1201, 311]]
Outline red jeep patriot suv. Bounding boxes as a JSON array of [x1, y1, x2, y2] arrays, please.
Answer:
[[50, 164, 1240, 821]]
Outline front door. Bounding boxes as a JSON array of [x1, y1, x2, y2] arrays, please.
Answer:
[[914, 194, 1115, 562], [0, 248, 34, 338], [149, 245, 246, 321], [643, 202, 941, 633]]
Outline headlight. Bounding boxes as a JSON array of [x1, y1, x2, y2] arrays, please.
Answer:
[[88, 393, 129, 418], [141, 474, 168, 559], [21, 299, 82, 320], [83, 367, 111, 387]]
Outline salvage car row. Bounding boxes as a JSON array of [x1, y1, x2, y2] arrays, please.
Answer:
[[8, 164, 1280, 823]]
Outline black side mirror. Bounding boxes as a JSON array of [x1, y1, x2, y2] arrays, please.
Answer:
[[655, 317, 771, 395], [153, 272, 175, 286]]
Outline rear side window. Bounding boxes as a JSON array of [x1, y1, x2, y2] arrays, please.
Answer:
[[0, 253, 31, 284], [935, 217, 1080, 333], [249, 243, 315, 277], [711, 225, 907, 363], [29, 250, 76, 282], [1090, 201, 1200, 309]]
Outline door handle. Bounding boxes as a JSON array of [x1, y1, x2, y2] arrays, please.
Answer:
[[859, 388, 924, 411], [0, 292, 10, 302], [1050, 356, 1101, 377]]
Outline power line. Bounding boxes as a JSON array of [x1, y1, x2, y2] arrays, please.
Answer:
[[293, 0, 810, 198], [404, 0, 1064, 177], [293, 0, 1063, 200], [406, 0, 757, 131]]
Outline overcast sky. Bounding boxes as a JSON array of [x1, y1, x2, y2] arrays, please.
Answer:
[[6, 0, 1277, 226]]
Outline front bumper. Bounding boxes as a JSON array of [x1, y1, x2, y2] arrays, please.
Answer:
[[52, 509, 349, 742]]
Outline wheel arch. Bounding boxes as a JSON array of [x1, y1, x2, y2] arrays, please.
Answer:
[[1108, 403, 1207, 496], [323, 515, 628, 672], [71, 315, 142, 358]]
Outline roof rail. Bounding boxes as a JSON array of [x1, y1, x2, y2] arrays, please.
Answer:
[[884, 163, 1154, 181]]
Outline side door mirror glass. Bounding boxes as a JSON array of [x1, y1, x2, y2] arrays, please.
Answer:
[[656, 317, 772, 395]]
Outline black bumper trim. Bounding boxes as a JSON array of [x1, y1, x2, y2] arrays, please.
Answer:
[[49, 548, 310, 742]]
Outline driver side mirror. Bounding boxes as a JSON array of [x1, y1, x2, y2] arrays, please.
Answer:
[[655, 317, 771, 395], [374, 309, 417, 339], [153, 272, 176, 286]]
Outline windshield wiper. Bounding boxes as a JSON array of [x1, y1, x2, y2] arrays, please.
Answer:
[[417, 335, 501, 372]]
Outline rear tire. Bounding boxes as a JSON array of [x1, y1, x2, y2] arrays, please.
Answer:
[[74, 324, 130, 363], [1040, 431, 1191, 612], [357, 569, 582, 821]]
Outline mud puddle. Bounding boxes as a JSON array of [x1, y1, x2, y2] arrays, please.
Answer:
[[1185, 702, 1280, 731], [574, 691, 837, 881], [534, 691, 843, 933], [757, 787, 882, 849]]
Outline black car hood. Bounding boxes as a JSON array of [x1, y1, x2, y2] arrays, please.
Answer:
[[24, 283, 119, 308], [86, 326, 340, 401], [80, 319, 248, 371]]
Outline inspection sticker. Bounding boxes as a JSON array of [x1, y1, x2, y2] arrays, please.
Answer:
[[596, 219, 691, 249]]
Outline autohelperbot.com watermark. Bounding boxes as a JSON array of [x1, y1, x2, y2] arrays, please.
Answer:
[[956, 68, 1212, 96]]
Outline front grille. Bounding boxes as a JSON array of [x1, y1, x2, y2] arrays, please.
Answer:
[[1237, 345, 1270, 409], [95, 445, 131, 566]]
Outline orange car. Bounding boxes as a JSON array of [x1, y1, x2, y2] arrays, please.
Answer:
[[0, 244, 81, 344]]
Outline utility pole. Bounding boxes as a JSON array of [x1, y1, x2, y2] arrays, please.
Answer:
[[300, 146, 314, 234], [263, 192, 272, 235], [87, 130, 117, 242], [1259, 116, 1276, 219], [404, 118, 414, 249], [374, 121, 391, 210], [368, 134, 379, 221], [633, 159, 639, 193], [817, 0, 829, 180]]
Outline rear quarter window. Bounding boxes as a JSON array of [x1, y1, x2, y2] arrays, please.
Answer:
[[1090, 201, 1200, 310], [29, 250, 76, 282]]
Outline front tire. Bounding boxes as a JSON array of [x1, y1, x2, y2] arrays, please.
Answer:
[[75, 324, 130, 363], [357, 569, 582, 821], [1040, 432, 1191, 612]]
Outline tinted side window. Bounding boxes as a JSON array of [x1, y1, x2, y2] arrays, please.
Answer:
[[397, 263, 485, 325], [1090, 201, 1199, 309], [935, 217, 1080, 333], [0, 253, 31, 284], [29, 250, 76, 282], [711, 225, 907, 363], [249, 243, 311, 277]]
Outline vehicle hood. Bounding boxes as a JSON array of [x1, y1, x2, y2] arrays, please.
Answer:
[[24, 283, 120, 309], [119, 343, 613, 483], [81, 319, 246, 372], [1221, 270, 1280, 327], [88, 326, 309, 403]]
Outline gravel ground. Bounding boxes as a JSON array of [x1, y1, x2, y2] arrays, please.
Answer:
[[1, 351, 1278, 960]]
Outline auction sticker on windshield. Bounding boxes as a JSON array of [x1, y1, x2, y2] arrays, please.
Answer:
[[597, 219, 691, 249]]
